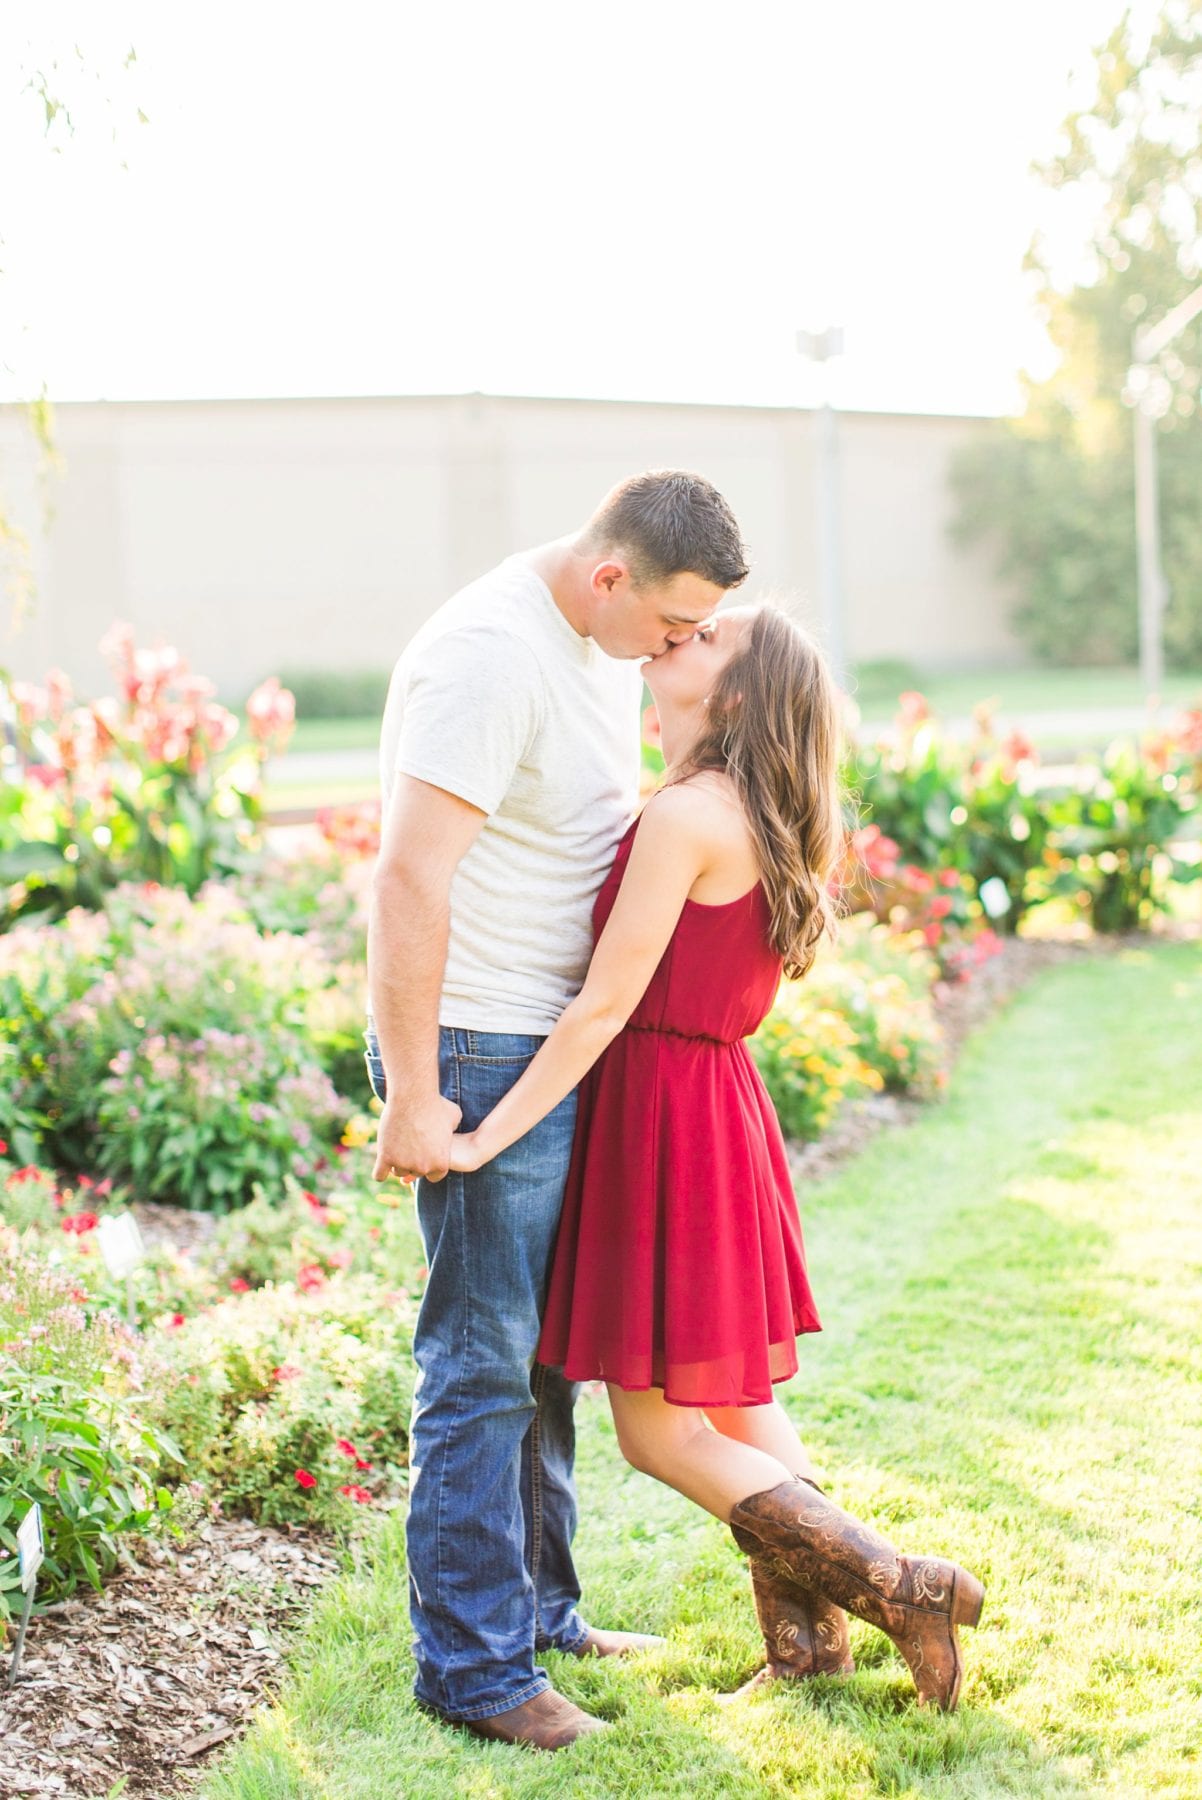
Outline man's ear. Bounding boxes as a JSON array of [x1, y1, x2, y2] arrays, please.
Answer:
[[590, 559, 628, 598]]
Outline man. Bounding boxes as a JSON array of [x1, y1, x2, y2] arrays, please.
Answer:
[[367, 469, 749, 1749]]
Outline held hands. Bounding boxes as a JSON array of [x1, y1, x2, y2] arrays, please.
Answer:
[[372, 1093, 463, 1185], [446, 1131, 489, 1173]]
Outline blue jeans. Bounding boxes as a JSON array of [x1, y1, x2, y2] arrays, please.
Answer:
[[365, 1026, 587, 1719]]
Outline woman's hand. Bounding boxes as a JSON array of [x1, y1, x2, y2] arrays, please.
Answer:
[[447, 1131, 489, 1173]]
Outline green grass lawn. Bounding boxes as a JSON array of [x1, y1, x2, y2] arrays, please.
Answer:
[[851, 662, 1202, 722], [203, 940, 1202, 1799]]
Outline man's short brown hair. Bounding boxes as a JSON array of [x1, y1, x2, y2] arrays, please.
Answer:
[[581, 470, 749, 592]]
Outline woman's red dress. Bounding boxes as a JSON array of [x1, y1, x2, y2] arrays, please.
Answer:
[[536, 815, 821, 1407]]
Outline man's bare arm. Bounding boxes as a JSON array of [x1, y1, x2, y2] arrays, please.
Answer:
[[368, 775, 488, 1182]]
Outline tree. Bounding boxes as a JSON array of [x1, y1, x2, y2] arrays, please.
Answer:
[[951, 0, 1202, 668]]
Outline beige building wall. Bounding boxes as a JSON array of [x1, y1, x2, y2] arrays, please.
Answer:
[[1, 393, 1014, 699]]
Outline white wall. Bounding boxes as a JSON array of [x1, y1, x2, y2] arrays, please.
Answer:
[[0, 392, 1015, 698]]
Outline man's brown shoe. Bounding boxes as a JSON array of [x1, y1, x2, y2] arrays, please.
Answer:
[[568, 1625, 666, 1658], [730, 1479, 984, 1712], [459, 1686, 608, 1751]]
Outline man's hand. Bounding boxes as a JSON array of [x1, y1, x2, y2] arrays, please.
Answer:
[[373, 1093, 463, 1185]]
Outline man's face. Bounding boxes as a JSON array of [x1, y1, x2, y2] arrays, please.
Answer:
[[589, 567, 727, 660]]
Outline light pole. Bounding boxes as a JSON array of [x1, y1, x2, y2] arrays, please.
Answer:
[[797, 326, 846, 687], [1127, 281, 1202, 707]]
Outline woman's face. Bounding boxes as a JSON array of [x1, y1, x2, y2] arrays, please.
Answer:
[[642, 606, 752, 710]]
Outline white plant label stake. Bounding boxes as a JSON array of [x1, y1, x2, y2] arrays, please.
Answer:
[[97, 1212, 147, 1326], [7, 1503, 44, 1687]]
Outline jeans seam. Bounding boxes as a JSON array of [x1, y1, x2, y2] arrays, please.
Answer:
[[528, 1360, 546, 1642], [429, 1046, 465, 1716]]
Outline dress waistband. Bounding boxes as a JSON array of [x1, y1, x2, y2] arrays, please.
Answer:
[[623, 1022, 737, 1048]]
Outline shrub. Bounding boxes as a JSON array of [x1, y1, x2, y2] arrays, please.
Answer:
[[1043, 733, 1201, 931], [208, 1173, 422, 1296], [752, 918, 944, 1139], [272, 667, 390, 720], [0, 884, 349, 1208], [806, 915, 944, 1095], [156, 1277, 417, 1526], [0, 1236, 183, 1618], [0, 627, 294, 927]]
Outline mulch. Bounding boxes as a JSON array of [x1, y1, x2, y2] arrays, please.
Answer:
[[0, 1519, 342, 1800], [4, 921, 1196, 1798]]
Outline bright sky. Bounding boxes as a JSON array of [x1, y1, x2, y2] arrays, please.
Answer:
[[1, 0, 1145, 418]]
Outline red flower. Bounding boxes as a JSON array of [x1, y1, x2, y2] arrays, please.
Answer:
[[302, 1190, 330, 1223], [0, 1139, 8, 1156], [229, 1277, 251, 1293], [77, 1174, 95, 1190], [335, 1437, 358, 1459], [166, 1312, 186, 1329], [354, 1457, 373, 1471], [69, 1287, 88, 1303], [294, 1469, 317, 1490], [368, 1226, 381, 1241], [922, 922, 943, 948], [338, 1484, 372, 1504], [272, 1363, 303, 1382], [61, 1212, 100, 1235], [928, 895, 954, 920], [296, 1263, 326, 1292]]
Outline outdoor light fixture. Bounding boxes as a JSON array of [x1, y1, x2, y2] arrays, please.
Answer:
[[797, 326, 847, 688]]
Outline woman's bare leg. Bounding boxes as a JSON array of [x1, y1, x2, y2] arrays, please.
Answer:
[[606, 1385, 794, 1522], [704, 1400, 819, 1485]]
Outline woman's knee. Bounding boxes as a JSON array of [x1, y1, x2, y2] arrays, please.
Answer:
[[608, 1386, 699, 1477]]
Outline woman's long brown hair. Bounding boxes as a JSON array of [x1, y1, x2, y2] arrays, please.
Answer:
[[673, 604, 844, 980]]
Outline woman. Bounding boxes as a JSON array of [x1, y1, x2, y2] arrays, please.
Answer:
[[448, 602, 984, 1711]]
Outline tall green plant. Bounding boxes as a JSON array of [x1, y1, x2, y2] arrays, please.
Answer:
[[1, 626, 295, 925]]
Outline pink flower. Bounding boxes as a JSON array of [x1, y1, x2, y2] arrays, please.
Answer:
[[338, 1484, 372, 1504], [296, 1263, 325, 1293], [245, 677, 296, 749], [302, 1191, 331, 1224], [901, 865, 935, 895], [294, 1469, 317, 1490], [272, 1364, 303, 1382], [327, 1248, 353, 1271], [850, 825, 899, 882], [928, 895, 954, 920], [938, 869, 960, 889], [229, 1277, 251, 1293], [922, 922, 943, 948], [897, 690, 930, 728]]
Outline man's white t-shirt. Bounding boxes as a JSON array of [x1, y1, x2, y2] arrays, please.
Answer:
[[378, 555, 644, 1035]]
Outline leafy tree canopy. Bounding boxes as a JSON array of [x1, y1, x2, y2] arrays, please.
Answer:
[[952, 0, 1202, 667]]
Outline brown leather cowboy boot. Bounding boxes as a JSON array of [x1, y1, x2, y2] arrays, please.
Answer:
[[729, 1480, 855, 1698], [729, 1478, 984, 1711], [458, 1686, 608, 1750]]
